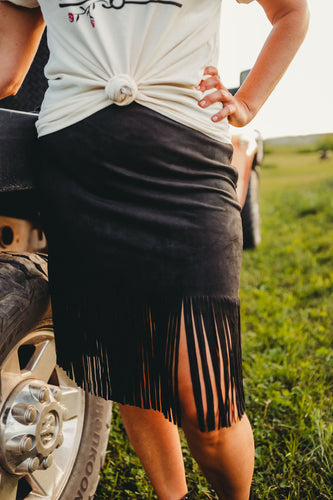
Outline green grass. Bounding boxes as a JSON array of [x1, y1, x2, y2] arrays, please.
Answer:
[[96, 147, 333, 499], [241, 149, 333, 499]]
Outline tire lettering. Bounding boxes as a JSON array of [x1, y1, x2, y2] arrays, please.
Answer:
[[95, 418, 102, 432], [86, 461, 93, 475], [95, 401, 104, 416], [81, 477, 88, 492], [74, 491, 83, 500], [89, 447, 97, 462], [92, 432, 100, 448]]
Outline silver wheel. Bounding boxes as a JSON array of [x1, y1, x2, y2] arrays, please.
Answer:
[[0, 253, 112, 499], [0, 326, 85, 500]]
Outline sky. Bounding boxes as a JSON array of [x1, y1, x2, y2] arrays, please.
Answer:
[[219, 0, 333, 139]]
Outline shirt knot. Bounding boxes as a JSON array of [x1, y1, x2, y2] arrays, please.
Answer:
[[105, 74, 138, 105]]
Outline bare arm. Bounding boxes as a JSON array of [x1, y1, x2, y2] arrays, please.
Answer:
[[197, 0, 310, 127], [0, 1, 45, 99]]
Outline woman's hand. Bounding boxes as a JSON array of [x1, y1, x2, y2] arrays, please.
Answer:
[[196, 66, 254, 128], [197, 0, 309, 130]]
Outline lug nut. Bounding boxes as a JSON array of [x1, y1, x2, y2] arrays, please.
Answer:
[[50, 387, 62, 402], [6, 435, 34, 455], [16, 456, 40, 474], [29, 385, 50, 403], [29, 457, 40, 473], [41, 455, 53, 469], [12, 403, 38, 425]]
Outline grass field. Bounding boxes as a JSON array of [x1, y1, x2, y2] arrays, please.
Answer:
[[95, 144, 333, 499]]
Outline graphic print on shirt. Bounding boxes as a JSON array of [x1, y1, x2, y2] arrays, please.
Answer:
[[59, 0, 183, 28]]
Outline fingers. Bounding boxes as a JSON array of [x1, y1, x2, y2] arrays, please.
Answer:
[[203, 66, 219, 77], [197, 66, 236, 123], [211, 104, 236, 123], [198, 87, 235, 123], [196, 75, 223, 92], [198, 88, 230, 108], [196, 66, 225, 92]]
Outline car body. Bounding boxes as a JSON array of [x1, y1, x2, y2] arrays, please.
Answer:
[[231, 125, 263, 249]]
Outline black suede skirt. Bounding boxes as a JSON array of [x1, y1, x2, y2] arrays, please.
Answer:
[[36, 103, 245, 432]]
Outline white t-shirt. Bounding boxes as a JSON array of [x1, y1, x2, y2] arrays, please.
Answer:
[[8, 0, 253, 142]]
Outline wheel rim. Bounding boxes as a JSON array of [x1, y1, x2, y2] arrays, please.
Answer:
[[0, 327, 85, 500]]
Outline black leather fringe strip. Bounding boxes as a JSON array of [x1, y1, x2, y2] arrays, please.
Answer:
[[53, 293, 245, 432]]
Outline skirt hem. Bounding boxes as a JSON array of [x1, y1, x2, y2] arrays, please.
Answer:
[[54, 294, 245, 432]]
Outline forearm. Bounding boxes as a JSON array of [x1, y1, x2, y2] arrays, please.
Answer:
[[0, 2, 45, 99], [235, 0, 310, 120]]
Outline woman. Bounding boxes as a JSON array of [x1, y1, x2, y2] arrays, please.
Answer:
[[0, 1, 309, 499]]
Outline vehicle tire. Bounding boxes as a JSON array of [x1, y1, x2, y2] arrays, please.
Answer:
[[0, 252, 112, 500], [241, 167, 261, 250]]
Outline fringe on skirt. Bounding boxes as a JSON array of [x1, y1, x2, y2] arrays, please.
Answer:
[[52, 289, 245, 432]]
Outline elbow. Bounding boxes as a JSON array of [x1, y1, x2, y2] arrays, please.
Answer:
[[0, 78, 22, 100], [303, 4, 310, 37], [298, 2, 311, 32], [274, 1, 310, 44], [272, 1, 310, 33], [289, 3, 310, 46], [297, 2, 310, 39]]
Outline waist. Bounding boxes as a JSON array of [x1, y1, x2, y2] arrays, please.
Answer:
[[36, 77, 231, 144]]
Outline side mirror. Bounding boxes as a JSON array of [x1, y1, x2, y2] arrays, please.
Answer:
[[240, 69, 251, 85], [228, 69, 251, 95]]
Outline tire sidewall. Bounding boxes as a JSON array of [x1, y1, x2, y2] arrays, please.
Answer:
[[62, 393, 112, 500], [0, 255, 112, 500]]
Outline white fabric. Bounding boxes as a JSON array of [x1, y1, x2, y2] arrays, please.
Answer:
[[104, 75, 138, 105], [6, 0, 39, 6], [7, 0, 254, 142]]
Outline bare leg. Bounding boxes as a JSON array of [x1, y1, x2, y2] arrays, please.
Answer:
[[178, 309, 255, 500], [119, 404, 188, 500], [119, 301, 254, 500]]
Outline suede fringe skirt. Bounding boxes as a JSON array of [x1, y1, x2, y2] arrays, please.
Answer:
[[36, 103, 245, 432]]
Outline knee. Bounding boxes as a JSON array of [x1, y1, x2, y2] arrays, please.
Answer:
[[182, 413, 229, 466], [182, 413, 254, 471], [181, 393, 241, 435], [179, 392, 203, 432], [181, 399, 224, 440]]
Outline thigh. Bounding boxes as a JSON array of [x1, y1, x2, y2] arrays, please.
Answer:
[[178, 298, 244, 432]]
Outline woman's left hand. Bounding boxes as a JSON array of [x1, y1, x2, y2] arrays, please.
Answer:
[[196, 66, 254, 128]]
